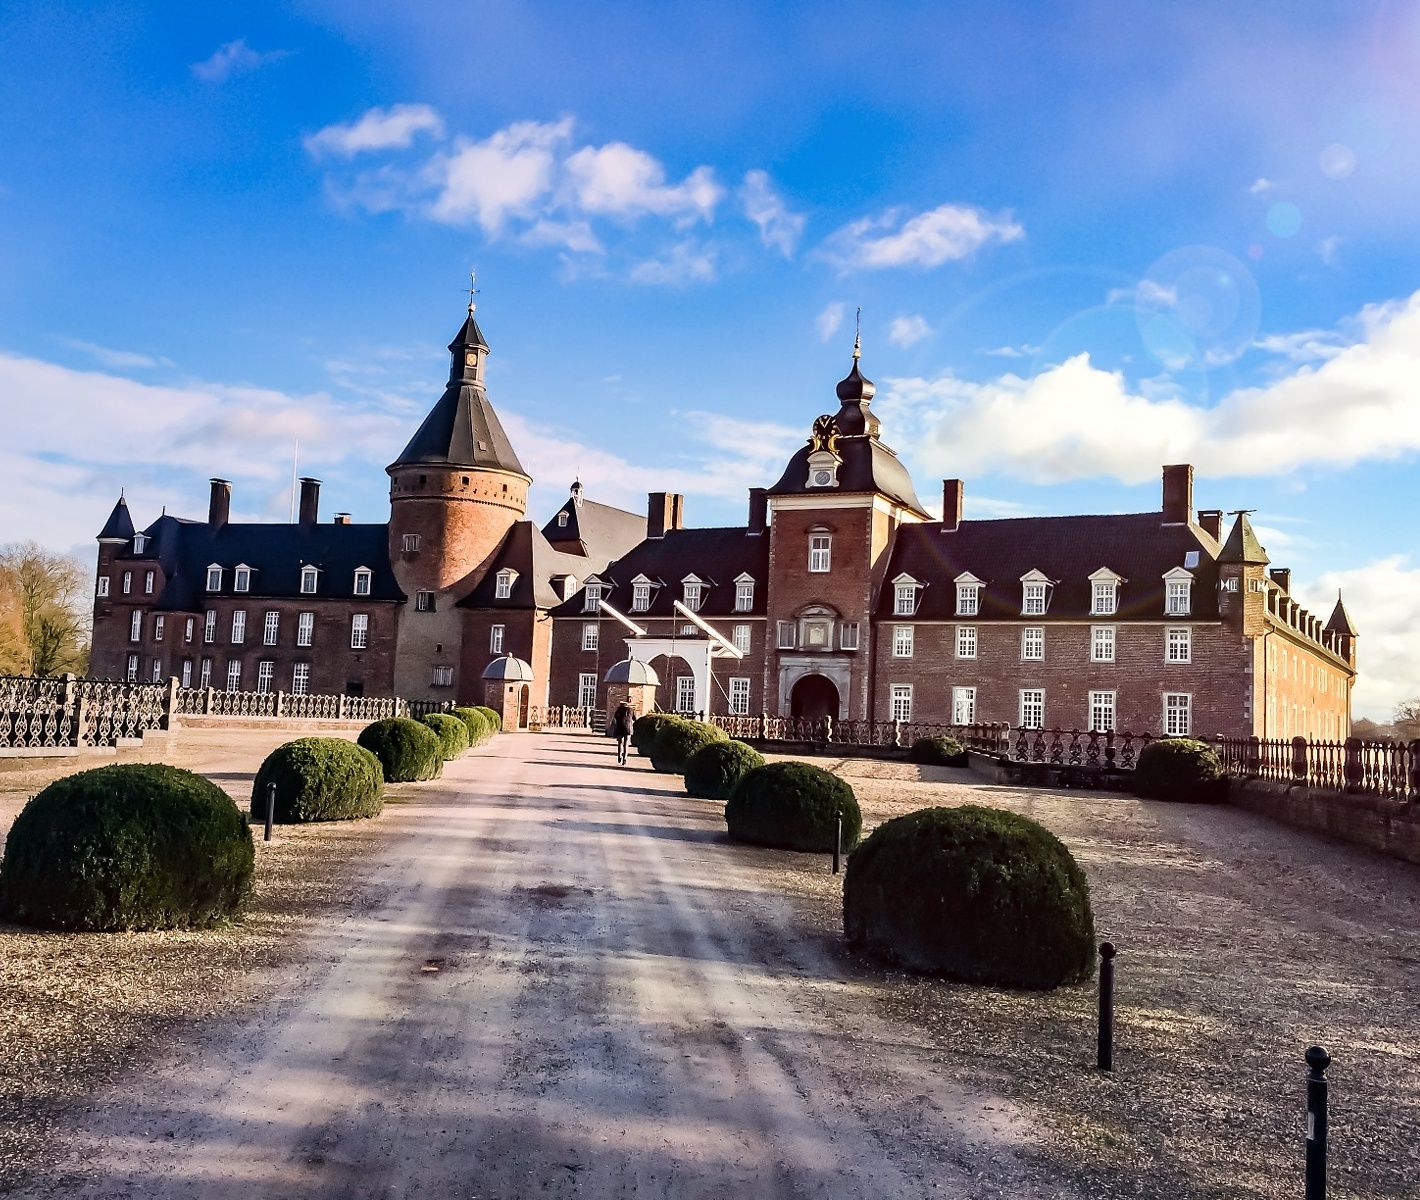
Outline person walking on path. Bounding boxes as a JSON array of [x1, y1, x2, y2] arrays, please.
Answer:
[[611, 703, 635, 765]]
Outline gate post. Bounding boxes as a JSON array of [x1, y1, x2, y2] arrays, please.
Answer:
[[1291, 735, 1310, 783]]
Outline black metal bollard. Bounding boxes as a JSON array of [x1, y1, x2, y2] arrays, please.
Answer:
[[1097, 941, 1116, 1071], [832, 813, 843, 875], [1305, 1045, 1330, 1200], [264, 781, 276, 843]]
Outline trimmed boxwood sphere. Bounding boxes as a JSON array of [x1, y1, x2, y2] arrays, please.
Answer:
[[844, 805, 1095, 989], [1134, 738, 1226, 803], [422, 712, 471, 760], [909, 736, 968, 767], [684, 740, 765, 800], [452, 707, 490, 746], [473, 705, 502, 734], [0, 763, 254, 931], [358, 717, 444, 782], [633, 712, 684, 757], [725, 761, 861, 852], [250, 737, 384, 823], [650, 720, 728, 774]]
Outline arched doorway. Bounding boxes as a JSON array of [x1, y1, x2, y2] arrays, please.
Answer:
[[790, 674, 840, 720]]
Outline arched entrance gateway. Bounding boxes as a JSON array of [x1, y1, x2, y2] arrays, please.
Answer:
[[790, 674, 840, 720]]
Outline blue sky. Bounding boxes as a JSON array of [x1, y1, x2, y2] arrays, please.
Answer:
[[1, 1, 1417, 717]]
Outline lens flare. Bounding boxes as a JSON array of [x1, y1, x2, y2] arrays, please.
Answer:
[[1266, 202, 1303, 238], [1319, 143, 1357, 179]]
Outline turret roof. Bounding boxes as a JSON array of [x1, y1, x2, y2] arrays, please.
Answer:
[[1218, 512, 1270, 565], [1325, 594, 1359, 637], [97, 495, 135, 542]]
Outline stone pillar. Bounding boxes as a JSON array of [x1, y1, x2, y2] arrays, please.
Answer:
[[485, 679, 522, 732]]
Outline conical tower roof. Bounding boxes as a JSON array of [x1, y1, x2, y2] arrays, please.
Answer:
[[1218, 512, 1269, 565], [97, 494, 135, 542], [1324, 593, 1358, 637]]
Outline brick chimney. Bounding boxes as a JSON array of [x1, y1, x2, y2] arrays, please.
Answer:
[[1269, 567, 1291, 594], [942, 479, 964, 532], [647, 492, 685, 539], [1162, 464, 1193, 524], [1197, 508, 1223, 541], [333, 512, 352, 525], [298, 477, 321, 527], [747, 487, 768, 537], [208, 478, 231, 531]]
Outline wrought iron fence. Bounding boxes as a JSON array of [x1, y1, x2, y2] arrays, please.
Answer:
[[175, 686, 413, 723], [529, 706, 607, 732]]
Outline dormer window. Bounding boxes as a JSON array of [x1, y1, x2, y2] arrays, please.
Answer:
[[557, 512, 569, 527], [682, 575, 705, 612], [206, 564, 223, 592], [954, 572, 983, 616], [808, 530, 832, 574], [132, 533, 148, 555], [1089, 568, 1124, 616], [584, 582, 603, 613], [892, 574, 921, 617], [495, 569, 516, 600], [562, 576, 579, 601], [1163, 567, 1193, 616], [631, 577, 653, 612], [233, 565, 251, 593], [734, 574, 755, 612], [353, 567, 372, 596], [300, 566, 319, 595], [1020, 569, 1051, 615]]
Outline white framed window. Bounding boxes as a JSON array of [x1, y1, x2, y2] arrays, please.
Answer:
[[256, 660, 275, 694], [734, 577, 754, 611], [808, 532, 832, 573], [1022, 581, 1047, 615], [490, 624, 504, 653], [125, 653, 139, 681], [1021, 626, 1044, 660], [729, 677, 751, 716], [231, 610, 246, 644], [1088, 689, 1116, 732], [97, 575, 110, 598], [578, 673, 598, 708], [129, 609, 142, 643], [675, 676, 696, 714], [205, 565, 222, 592], [495, 570, 515, 599], [777, 621, 796, 649], [199, 658, 212, 689], [204, 609, 217, 644], [732, 624, 751, 654], [631, 581, 651, 611], [291, 662, 310, 694], [1020, 688, 1045, 729], [893, 625, 914, 657], [1165, 578, 1192, 616], [353, 568, 372, 596], [184, 617, 194, 644], [683, 579, 705, 611], [1163, 692, 1192, 736], [300, 567, 318, 595], [1091, 625, 1115, 662], [680, 624, 697, 636], [558, 511, 569, 527], [151, 658, 163, 683], [583, 584, 602, 613], [952, 686, 976, 725], [894, 580, 920, 616], [180, 659, 193, 688], [226, 660, 242, 692], [121, 570, 132, 595], [956, 626, 977, 659], [432, 665, 454, 687], [1091, 578, 1119, 615], [582, 622, 599, 651], [890, 684, 913, 722], [402, 533, 420, 553], [415, 590, 434, 612], [296, 611, 314, 647], [233, 565, 250, 593], [840, 622, 860, 650], [153, 614, 165, 642], [350, 613, 369, 650], [263, 611, 279, 646], [144, 569, 155, 595], [132, 533, 147, 554], [1166, 626, 1192, 663], [956, 582, 980, 616]]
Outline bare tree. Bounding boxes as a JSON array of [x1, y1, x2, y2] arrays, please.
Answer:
[[0, 542, 91, 676], [1351, 716, 1396, 741], [1394, 698, 1420, 744]]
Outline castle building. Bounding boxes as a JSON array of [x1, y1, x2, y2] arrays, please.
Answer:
[[90, 301, 1358, 740]]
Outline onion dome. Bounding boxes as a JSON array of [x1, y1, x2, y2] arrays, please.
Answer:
[[481, 654, 535, 682], [603, 658, 660, 686]]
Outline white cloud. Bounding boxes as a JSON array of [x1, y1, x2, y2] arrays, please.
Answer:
[[1106, 279, 1179, 307], [521, 219, 604, 255], [304, 104, 445, 158], [1253, 329, 1347, 363], [564, 143, 720, 222], [887, 314, 932, 348], [816, 302, 846, 343], [59, 339, 174, 370], [1249, 177, 1276, 195], [427, 117, 574, 231], [1318, 235, 1343, 266], [190, 40, 289, 83], [981, 343, 1042, 359], [739, 170, 805, 257], [819, 203, 1024, 271], [628, 242, 716, 286], [1297, 557, 1420, 721], [875, 290, 1420, 485]]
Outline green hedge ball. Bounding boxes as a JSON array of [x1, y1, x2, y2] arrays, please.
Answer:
[[250, 737, 384, 823]]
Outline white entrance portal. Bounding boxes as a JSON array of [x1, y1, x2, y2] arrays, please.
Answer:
[[600, 598, 742, 715]]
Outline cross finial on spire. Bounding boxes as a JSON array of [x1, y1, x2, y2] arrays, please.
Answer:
[[467, 269, 480, 315], [852, 307, 862, 360]]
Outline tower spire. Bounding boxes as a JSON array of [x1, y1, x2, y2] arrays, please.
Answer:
[[466, 268, 479, 315], [852, 306, 862, 360]]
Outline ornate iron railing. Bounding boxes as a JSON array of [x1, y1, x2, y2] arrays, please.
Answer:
[[530, 706, 607, 732], [175, 687, 414, 723]]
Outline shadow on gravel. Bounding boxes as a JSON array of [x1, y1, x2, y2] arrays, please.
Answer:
[[551, 817, 728, 846]]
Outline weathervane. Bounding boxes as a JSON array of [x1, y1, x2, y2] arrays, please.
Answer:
[[466, 269, 480, 314], [852, 306, 862, 359]]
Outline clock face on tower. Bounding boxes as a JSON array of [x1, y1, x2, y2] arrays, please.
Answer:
[[465, 351, 476, 366], [813, 469, 832, 486]]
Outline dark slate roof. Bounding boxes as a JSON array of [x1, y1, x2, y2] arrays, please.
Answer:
[[390, 379, 527, 476], [769, 437, 928, 517], [462, 521, 596, 610], [541, 486, 647, 563], [447, 311, 489, 353], [136, 514, 402, 612], [1325, 595, 1358, 636], [97, 496, 135, 541], [551, 526, 771, 619], [878, 512, 1221, 622], [1218, 512, 1270, 565]]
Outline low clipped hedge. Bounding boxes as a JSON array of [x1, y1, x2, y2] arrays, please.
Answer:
[[473, 705, 502, 734], [650, 719, 728, 774], [1133, 738, 1227, 803], [357, 717, 444, 782], [422, 712, 471, 760], [684, 740, 765, 801], [909, 736, 969, 768], [632, 712, 683, 757], [0, 764, 254, 931], [452, 707, 491, 746], [249, 737, 384, 823], [725, 761, 861, 853], [844, 805, 1095, 989]]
